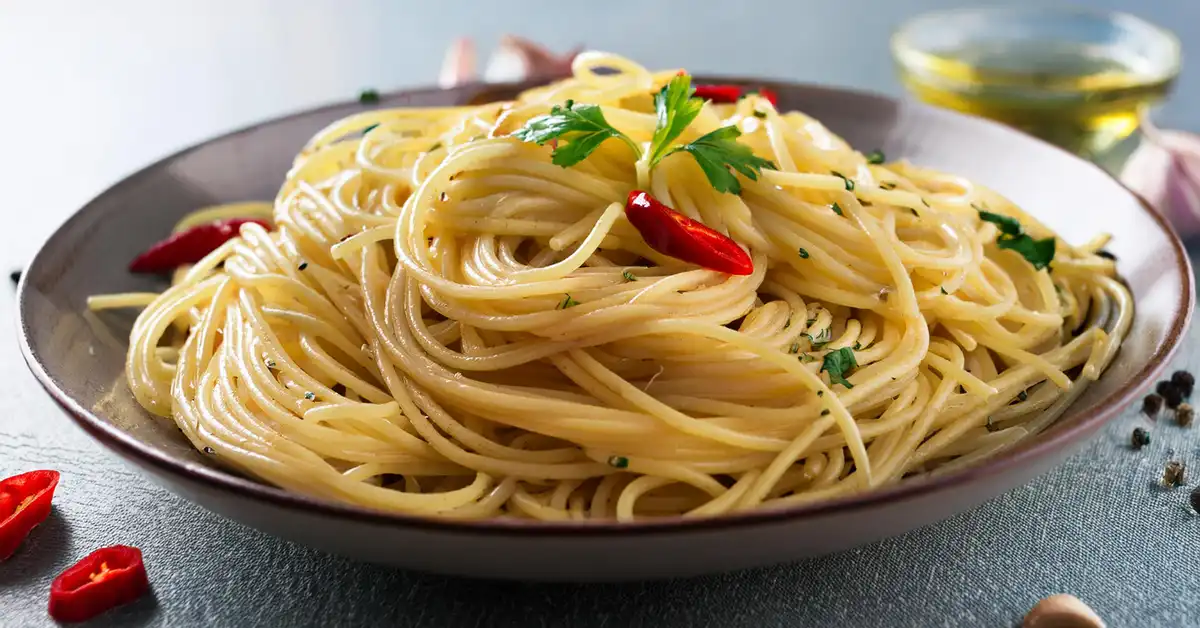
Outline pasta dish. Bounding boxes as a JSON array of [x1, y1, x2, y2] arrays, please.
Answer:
[[89, 53, 1131, 522]]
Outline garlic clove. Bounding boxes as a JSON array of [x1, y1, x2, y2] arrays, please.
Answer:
[[438, 37, 478, 88], [1023, 593, 1105, 628], [1120, 118, 1200, 236], [484, 35, 580, 83]]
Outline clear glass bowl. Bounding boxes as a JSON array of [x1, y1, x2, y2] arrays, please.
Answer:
[[891, 6, 1181, 157]]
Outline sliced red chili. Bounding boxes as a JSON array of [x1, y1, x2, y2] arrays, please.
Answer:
[[693, 84, 779, 107], [693, 84, 743, 103], [128, 218, 271, 274], [0, 470, 59, 560], [48, 545, 149, 623], [625, 191, 753, 275]]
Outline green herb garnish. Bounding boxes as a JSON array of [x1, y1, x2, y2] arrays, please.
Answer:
[[1017, 390, 1028, 402], [607, 455, 629, 469], [940, 287, 948, 295], [798, 247, 810, 259], [831, 202, 843, 216], [752, 110, 767, 119], [788, 342, 801, 354], [512, 100, 639, 167], [622, 270, 637, 282], [663, 125, 777, 195], [648, 74, 703, 167], [821, 347, 858, 389], [879, 182, 896, 190], [799, 353, 817, 363], [358, 89, 380, 104], [831, 171, 855, 191], [558, 294, 580, 309], [866, 149, 886, 165], [977, 209, 1056, 270], [805, 328, 832, 349], [303, 391, 315, 400]]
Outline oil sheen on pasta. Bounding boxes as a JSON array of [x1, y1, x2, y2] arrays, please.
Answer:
[[108, 53, 1131, 522]]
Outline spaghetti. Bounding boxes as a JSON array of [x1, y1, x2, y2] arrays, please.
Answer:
[[95, 53, 1131, 521]]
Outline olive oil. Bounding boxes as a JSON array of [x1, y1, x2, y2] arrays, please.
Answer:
[[897, 40, 1175, 157]]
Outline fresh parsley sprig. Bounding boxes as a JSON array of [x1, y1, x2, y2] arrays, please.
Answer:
[[512, 100, 640, 167], [512, 74, 776, 195], [659, 126, 777, 195], [976, 207, 1056, 271]]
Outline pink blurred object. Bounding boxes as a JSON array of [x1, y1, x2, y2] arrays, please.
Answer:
[[439, 35, 580, 87], [1121, 117, 1200, 237]]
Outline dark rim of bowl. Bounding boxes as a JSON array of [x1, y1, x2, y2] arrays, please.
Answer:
[[17, 78, 1195, 537]]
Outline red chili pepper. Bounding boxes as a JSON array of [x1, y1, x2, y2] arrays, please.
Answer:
[[0, 470, 59, 560], [128, 218, 271, 273], [693, 84, 779, 107], [625, 191, 753, 275], [49, 545, 149, 623], [693, 84, 743, 103]]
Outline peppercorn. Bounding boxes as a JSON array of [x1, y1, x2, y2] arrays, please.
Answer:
[[1157, 381, 1183, 409], [1142, 394, 1164, 418], [1178, 403, 1194, 428], [9, 269, 20, 285], [1191, 486, 1200, 514], [1172, 370, 1195, 398], [1131, 427, 1150, 449], [1163, 460, 1186, 487]]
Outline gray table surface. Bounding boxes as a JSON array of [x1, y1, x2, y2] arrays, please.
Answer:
[[3, 1, 1200, 626]]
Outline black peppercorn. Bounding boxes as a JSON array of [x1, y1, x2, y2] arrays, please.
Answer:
[[1142, 394, 1164, 418], [1131, 427, 1150, 449], [1178, 403, 1195, 428], [1157, 381, 1184, 409], [1191, 486, 1200, 514], [1172, 371, 1195, 398], [1164, 460, 1186, 487]]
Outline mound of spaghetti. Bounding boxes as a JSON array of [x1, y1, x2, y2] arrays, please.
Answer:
[[104, 53, 1130, 521]]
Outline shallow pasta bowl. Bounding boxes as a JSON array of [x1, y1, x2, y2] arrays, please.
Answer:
[[17, 78, 1193, 581]]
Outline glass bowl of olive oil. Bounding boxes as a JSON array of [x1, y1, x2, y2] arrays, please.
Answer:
[[892, 7, 1180, 158]]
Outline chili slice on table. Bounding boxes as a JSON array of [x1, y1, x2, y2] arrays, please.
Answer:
[[48, 545, 149, 623], [128, 218, 271, 273], [0, 469, 59, 560], [624, 190, 753, 275]]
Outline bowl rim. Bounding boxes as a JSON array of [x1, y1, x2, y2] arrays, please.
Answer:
[[17, 78, 1195, 538]]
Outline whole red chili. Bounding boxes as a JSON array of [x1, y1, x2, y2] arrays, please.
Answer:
[[625, 190, 753, 275], [0, 470, 59, 560], [128, 218, 271, 273], [49, 545, 149, 623], [693, 84, 779, 107]]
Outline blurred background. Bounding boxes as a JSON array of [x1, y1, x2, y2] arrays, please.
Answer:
[[1, 0, 1195, 261]]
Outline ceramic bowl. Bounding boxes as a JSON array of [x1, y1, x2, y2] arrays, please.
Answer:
[[18, 78, 1193, 581]]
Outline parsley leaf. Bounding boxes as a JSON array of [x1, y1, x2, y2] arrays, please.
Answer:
[[622, 270, 637, 282], [664, 125, 777, 195], [977, 209, 1056, 270], [831, 171, 855, 191], [804, 328, 832, 349], [648, 74, 703, 167], [977, 209, 1023, 237], [865, 149, 886, 165], [997, 235, 1056, 270], [821, 347, 858, 389], [831, 202, 843, 216], [512, 100, 639, 168], [558, 294, 580, 309], [798, 247, 810, 259]]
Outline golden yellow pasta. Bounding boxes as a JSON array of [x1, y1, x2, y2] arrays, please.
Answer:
[[92, 52, 1131, 522]]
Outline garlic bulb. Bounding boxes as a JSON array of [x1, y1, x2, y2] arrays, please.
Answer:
[[439, 35, 579, 87], [1120, 117, 1200, 236]]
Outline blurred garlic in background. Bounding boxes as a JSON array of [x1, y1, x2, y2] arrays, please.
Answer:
[[1121, 117, 1200, 237], [440, 35, 580, 87]]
